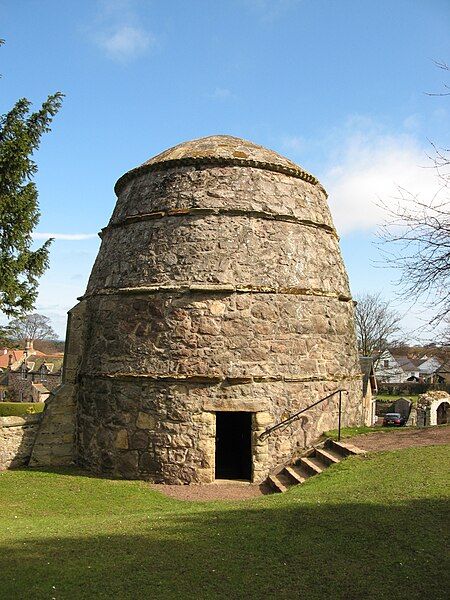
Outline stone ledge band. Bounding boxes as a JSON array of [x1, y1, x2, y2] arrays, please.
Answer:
[[78, 284, 353, 302], [100, 207, 337, 239], [114, 156, 326, 196], [80, 373, 363, 385]]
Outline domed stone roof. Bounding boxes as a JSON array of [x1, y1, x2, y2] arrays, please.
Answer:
[[115, 135, 320, 194]]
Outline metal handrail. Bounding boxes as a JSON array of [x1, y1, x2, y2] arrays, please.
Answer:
[[259, 389, 347, 441]]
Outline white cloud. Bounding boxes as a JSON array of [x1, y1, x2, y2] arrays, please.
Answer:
[[210, 87, 235, 100], [89, 0, 155, 63], [97, 25, 153, 62], [32, 233, 97, 241], [321, 120, 442, 234]]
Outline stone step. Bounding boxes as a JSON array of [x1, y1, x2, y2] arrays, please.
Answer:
[[315, 446, 342, 466], [267, 474, 289, 493], [266, 437, 365, 493], [283, 465, 307, 485], [299, 455, 324, 475], [325, 439, 366, 457]]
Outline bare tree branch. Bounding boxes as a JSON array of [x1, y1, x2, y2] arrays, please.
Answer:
[[378, 62, 450, 326], [355, 293, 403, 359], [7, 313, 57, 342]]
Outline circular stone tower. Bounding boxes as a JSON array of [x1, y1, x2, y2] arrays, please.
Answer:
[[68, 135, 362, 483]]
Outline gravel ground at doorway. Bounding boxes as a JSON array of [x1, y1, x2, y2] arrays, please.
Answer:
[[148, 480, 270, 501]]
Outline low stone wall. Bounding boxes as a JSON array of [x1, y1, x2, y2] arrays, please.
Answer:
[[29, 384, 76, 467], [375, 401, 391, 418], [0, 413, 43, 469], [376, 398, 412, 419]]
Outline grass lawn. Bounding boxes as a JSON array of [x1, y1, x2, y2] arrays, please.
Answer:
[[0, 402, 44, 417], [323, 424, 426, 440], [0, 446, 448, 600], [323, 425, 381, 439]]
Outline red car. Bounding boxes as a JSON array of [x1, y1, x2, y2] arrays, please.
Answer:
[[383, 412, 407, 427]]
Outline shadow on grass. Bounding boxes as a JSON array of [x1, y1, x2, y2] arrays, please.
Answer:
[[1, 497, 448, 600]]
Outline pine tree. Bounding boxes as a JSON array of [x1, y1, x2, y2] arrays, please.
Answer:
[[0, 40, 64, 316]]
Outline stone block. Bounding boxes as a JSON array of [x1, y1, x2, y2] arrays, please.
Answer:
[[254, 411, 273, 427], [136, 412, 156, 429], [129, 430, 148, 449], [115, 429, 129, 449], [116, 451, 139, 478]]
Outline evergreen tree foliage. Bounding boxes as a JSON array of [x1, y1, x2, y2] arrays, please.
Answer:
[[0, 41, 63, 316]]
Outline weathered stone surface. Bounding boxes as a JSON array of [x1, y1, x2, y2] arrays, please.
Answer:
[[29, 384, 76, 467], [82, 293, 359, 379], [115, 429, 129, 449], [136, 412, 156, 429], [417, 390, 450, 426], [89, 216, 348, 296], [254, 411, 274, 427], [0, 414, 42, 469], [41, 135, 363, 483]]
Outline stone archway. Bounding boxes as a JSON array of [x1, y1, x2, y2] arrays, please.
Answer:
[[417, 391, 450, 427], [436, 401, 449, 425]]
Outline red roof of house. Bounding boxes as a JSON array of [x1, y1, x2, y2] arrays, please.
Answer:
[[0, 349, 25, 369]]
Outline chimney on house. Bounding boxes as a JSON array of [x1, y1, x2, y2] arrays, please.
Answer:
[[24, 339, 34, 357]]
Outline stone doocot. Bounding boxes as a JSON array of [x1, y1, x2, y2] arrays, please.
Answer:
[[30, 135, 363, 483]]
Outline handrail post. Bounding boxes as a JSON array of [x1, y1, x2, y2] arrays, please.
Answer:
[[338, 390, 342, 441]]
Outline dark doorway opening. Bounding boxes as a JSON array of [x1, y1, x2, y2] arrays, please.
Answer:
[[437, 402, 449, 425], [215, 411, 252, 480]]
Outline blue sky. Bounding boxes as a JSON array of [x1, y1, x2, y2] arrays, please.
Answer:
[[1, 0, 449, 338]]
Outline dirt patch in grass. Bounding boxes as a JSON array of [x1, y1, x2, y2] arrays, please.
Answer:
[[350, 425, 450, 452], [149, 480, 270, 501]]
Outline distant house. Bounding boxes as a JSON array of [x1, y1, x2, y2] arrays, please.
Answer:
[[436, 362, 450, 385], [0, 370, 8, 400], [6, 343, 63, 403], [30, 382, 51, 403], [375, 350, 417, 383], [417, 357, 442, 383], [374, 349, 442, 384], [0, 348, 27, 372]]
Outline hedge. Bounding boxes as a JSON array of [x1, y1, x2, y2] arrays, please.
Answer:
[[377, 382, 450, 396], [0, 402, 45, 417]]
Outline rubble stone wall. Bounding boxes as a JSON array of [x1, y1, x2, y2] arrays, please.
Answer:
[[77, 375, 362, 483], [0, 414, 42, 469], [81, 292, 360, 379], [28, 302, 87, 468]]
